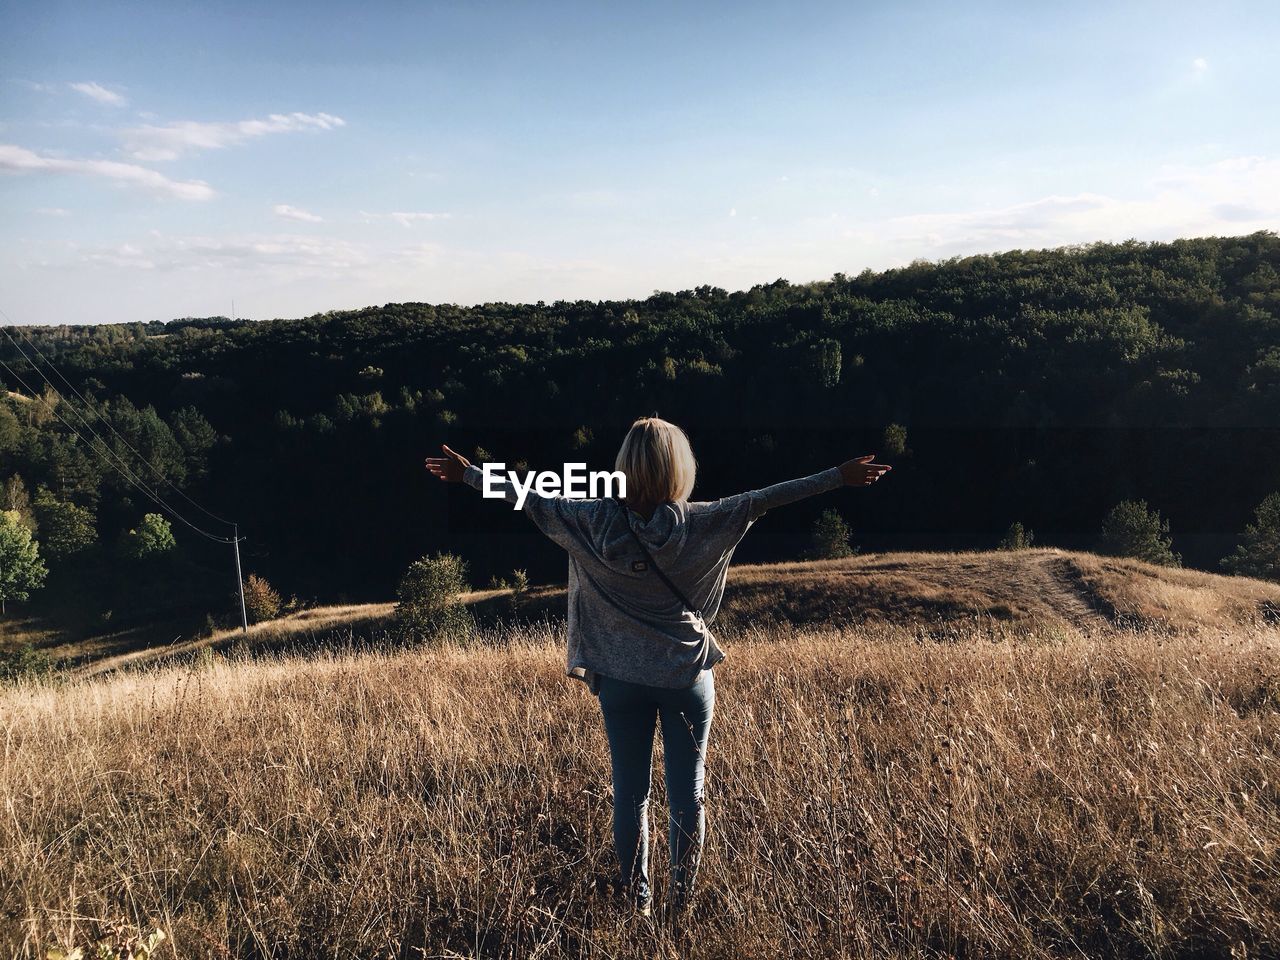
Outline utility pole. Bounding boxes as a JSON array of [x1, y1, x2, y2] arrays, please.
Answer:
[[232, 523, 248, 633]]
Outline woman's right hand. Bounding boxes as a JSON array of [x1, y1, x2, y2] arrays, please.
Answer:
[[838, 454, 891, 486]]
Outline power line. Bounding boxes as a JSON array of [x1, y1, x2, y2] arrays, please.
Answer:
[[6, 318, 236, 525], [0, 337, 239, 545], [0, 351, 237, 544], [0, 314, 237, 527], [1, 312, 252, 632]]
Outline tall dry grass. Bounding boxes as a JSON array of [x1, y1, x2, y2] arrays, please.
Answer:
[[2, 620, 1277, 959]]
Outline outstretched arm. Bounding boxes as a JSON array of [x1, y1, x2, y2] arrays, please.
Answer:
[[425, 444, 596, 552], [425, 444, 568, 507], [725, 454, 892, 521]]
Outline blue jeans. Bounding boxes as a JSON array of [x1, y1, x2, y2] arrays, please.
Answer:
[[596, 668, 715, 907]]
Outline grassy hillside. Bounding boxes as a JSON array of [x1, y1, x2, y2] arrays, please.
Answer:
[[3, 618, 1277, 958], [500, 547, 1280, 634], [6, 548, 1279, 681]]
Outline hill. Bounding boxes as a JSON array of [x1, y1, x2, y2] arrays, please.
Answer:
[[502, 547, 1280, 632], [41, 547, 1280, 679]]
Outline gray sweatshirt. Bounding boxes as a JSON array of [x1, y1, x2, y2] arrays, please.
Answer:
[[463, 463, 846, 691]]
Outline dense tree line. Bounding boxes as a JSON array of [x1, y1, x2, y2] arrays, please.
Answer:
[[2, 232, 1279, 628]]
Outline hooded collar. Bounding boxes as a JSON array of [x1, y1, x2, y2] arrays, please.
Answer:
[[616, 498, 689, 558]]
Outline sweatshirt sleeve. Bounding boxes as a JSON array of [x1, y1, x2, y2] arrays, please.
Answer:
[[718, 466, 846, 522], [462, 463, 600, 554]]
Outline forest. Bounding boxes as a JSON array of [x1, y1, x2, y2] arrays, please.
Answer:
[[2, 231, 1279, 633]]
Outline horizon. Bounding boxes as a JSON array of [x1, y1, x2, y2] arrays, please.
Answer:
[[8, 229, 1279, 329], [3, 0, 1280, 326]]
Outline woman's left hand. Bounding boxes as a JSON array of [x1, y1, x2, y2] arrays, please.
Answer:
[[425, 443, 471, 482]]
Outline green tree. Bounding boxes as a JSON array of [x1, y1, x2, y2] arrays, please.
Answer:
[[42, 434, 103, 507], [1221, 492, 1280, 582], [0, 403, 20, 454], [508, 567, 529, 614], [510, 568, 529, 596], [807, 508, 856, 560], [2, 474, 36, 532], [812, 338, 842, 388], [0, 510, 48, 613], [394, 552, 475, 641], [1098, 499, 1180, 567], [998, 521, 1035, 550], [169, 406, 218, 480], [102, 399, 188, 490], [119, 513, 176, 561], [882, 423, 908, 457], [32, 488, 97, 561]]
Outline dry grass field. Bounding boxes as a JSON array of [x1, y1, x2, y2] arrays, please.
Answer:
[[2, 552, 1279, 958]]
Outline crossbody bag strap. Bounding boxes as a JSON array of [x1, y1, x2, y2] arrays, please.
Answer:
[[615, 498, 704, 618]]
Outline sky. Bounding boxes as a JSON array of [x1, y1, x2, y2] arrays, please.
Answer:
[[2, 0, 1279, 326]]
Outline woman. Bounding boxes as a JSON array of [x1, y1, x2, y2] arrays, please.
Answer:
[[425, 417, 890, 920]]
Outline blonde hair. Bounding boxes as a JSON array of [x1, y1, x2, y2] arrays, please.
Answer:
[[615, 417, 697, 505]]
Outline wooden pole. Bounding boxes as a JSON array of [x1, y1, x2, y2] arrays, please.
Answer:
[[233, 524, 248, 633]]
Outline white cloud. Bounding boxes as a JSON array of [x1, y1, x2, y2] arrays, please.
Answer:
[[175, 234, 367, 271], [82, 242, 155, 269], [58, 230, 621, 303], [121, 111, 346, 161], [884, 193, 1115, 246], [69, 81, 127, 106], [1192, 57, 1209, 76], [273, 203, 323, 223], [844, 156, 1280, 257], [561, 188, 627, 210], [0, 143, 214, 200], [72, 231, 370, 274], [360, 210, 452, 228], [729, 207, 737, 217], [35, 207, 71, 216]]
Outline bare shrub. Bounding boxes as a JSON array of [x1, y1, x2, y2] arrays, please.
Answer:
[[242, 573, 282, 624]]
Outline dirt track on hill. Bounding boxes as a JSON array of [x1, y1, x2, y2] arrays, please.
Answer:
[[1027, 552, 1111, 629], [66, 602, 398, 680]]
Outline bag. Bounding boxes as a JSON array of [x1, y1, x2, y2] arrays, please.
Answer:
[[615, 498, 716, 665]]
